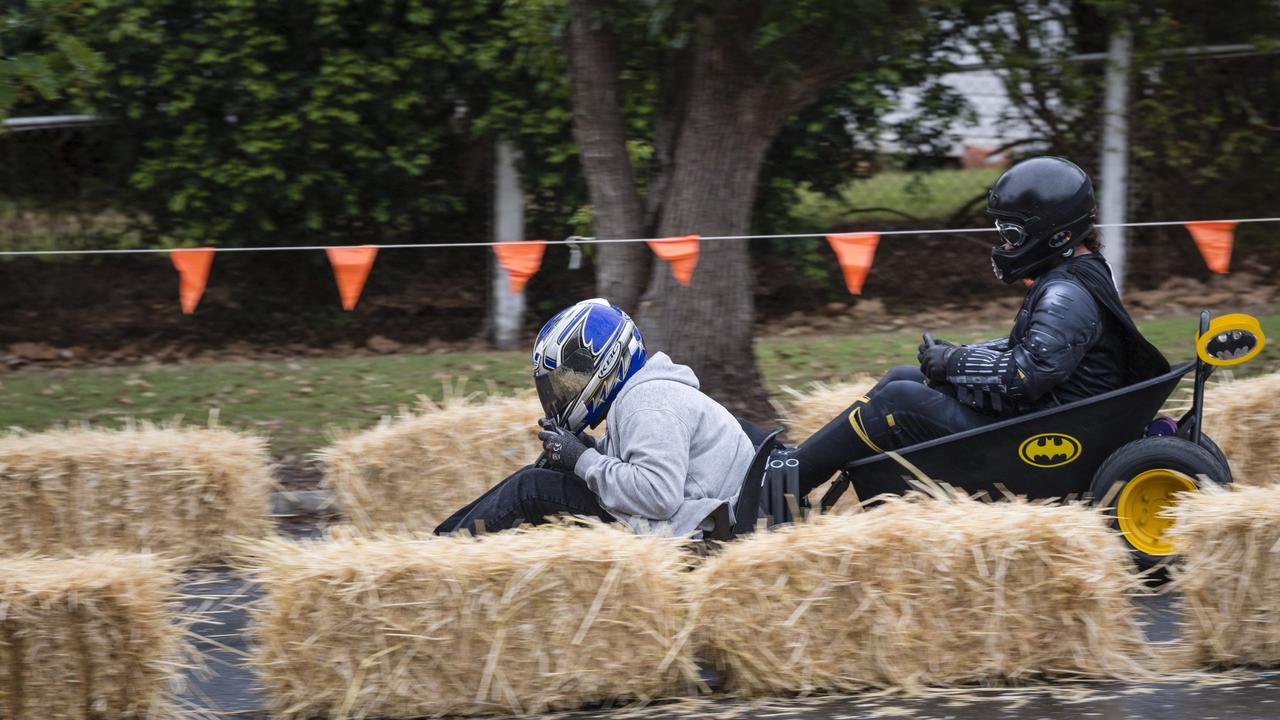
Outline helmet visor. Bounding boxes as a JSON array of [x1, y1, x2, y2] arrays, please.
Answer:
[[534, 348, 596, 426], [535, 371, 566, 425], [994, 220, 1029, 248]]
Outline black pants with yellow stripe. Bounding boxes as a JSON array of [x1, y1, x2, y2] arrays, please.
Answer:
[[793, 365, 999, 496]]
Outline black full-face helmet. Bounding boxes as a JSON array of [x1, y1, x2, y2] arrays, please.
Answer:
[[987, 156, 1096, 284]]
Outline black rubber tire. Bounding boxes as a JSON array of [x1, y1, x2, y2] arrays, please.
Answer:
[[1089, 435, 1226, 571], [1195, 433, 1233, 485]]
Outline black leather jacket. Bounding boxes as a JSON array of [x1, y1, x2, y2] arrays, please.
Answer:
[[943, 256, 1126, 416]]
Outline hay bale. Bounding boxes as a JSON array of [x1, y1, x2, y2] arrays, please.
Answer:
[[780, 377, 877, 441], [319, 393, 544, 533], [1169, 482, 1280, 666], [0, 425, 274, 564], [689, 494, 1149, 694], [0, 553, 187, 719], [1202, 371, 1280, 484], [244, 523, 696, 718]]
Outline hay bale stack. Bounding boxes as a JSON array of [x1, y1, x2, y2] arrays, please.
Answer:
[[780, 377, 877, 441], [1202, 371, 1280, 484], [0, 425, 274, 563], [246, 523, 695, 718], [689, 494, 1149, 694], [320, 393, 544, 533], [0, 553, 186, 719], [1169, 483, 1280, 667]]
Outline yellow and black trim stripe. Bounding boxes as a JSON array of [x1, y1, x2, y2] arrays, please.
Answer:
[[847, 406, 884, 454]]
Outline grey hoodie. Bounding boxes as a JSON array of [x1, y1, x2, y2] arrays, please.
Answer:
[[574, 352, 756, 536]]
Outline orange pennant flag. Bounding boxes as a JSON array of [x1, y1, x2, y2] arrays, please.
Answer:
[[1185, 220, 1237, 274], [326, 246, 378, 310], [647, 235, 700, 286], [170, 247, 215, 315], [826, 233, 881, 295], [492, 241, 546, 294]]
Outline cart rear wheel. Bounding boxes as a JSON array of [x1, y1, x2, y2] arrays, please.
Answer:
[[1090, 436, 1226, 570]]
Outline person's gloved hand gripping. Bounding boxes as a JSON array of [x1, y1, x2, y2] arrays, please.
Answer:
[[917, 333, 956, 383], [538, 424, 590, 472]]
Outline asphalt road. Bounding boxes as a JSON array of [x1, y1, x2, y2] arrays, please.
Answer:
[[177, 570, 1280, 720]]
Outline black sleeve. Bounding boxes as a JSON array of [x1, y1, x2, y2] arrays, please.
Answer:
[[944, 280, 1102, 405], [964, 336, 1010, 352]]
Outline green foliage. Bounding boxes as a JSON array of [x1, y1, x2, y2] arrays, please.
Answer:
[[965, 0, 1280, 222], [1123, 0, 1280, 219], [788, 167, 1004, 227], [472, 0, 590, 239], [495, 0, 977, 240], [3, 0, 985, 252], [0, 0, 105, 116], [6, 0, 1275, 255], [74, 0, 506, 246]]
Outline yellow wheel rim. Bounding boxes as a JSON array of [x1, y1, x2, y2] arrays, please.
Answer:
[[1116, 469, 1198, 556]]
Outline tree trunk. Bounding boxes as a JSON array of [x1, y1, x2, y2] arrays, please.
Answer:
[[565, 0, 649, 313], [637, 33, 789, 424]]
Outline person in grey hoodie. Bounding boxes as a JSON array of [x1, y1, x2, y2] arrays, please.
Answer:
[[434, 298, 756, 537]]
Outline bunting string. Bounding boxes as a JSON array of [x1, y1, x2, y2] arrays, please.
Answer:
[[1, 214, 1270, 310], [0, 215, 1277, 256]]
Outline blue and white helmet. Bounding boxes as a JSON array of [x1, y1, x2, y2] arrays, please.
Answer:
[[532, 298, 647, 433]]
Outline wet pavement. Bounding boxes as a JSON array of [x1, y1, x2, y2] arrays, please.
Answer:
[[178, 570, 1280, 719], [179, 572, 264, 716]]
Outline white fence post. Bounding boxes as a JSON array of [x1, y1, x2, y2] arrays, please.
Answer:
[[1099, 22, 1132, 294], [490, 141, 526, 349]]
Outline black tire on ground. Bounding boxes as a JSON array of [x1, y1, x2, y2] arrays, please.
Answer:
[[1195, 432, 1233, 485], [1089, 435, 1227, 571]]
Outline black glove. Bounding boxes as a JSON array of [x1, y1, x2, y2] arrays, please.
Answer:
[[916, 331, 956, 366], [538, 426, 589, 472], [537, 417, 597, 450], [920, 343, 955, 382]]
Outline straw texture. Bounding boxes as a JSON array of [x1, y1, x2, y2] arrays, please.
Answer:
[[319, 393, 544, 533], [0, 425, 274, 564], [689, 494, 1151, 695], [1169, 482, 1280, 667], [0, 553, 187, 719], [244, 522, 696, 718], [1201, 371, 1280, 485], [780, 377, 878, 441]]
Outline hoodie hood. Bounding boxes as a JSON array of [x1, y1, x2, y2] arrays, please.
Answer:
[[615, 352, 699, 400]]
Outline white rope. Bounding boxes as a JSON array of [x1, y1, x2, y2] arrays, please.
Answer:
[[0, 216, 1276, 257]]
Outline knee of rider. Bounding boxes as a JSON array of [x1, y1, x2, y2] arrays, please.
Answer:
[[877, 379, 934, 406], [883, 364, 926, 384], [866, 381, 933, 427], [508, 470, 544, 502]]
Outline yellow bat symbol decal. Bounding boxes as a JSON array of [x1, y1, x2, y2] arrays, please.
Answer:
[[1018, 433, 1082, 468]]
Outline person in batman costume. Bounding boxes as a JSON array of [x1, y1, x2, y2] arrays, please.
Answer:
[[790, 156, 1170, 497]]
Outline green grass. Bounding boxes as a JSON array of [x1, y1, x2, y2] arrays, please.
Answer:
[[789, 167, 1003, 225], [0, 351, 529, 461], [0, 312, 1274, 458]]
